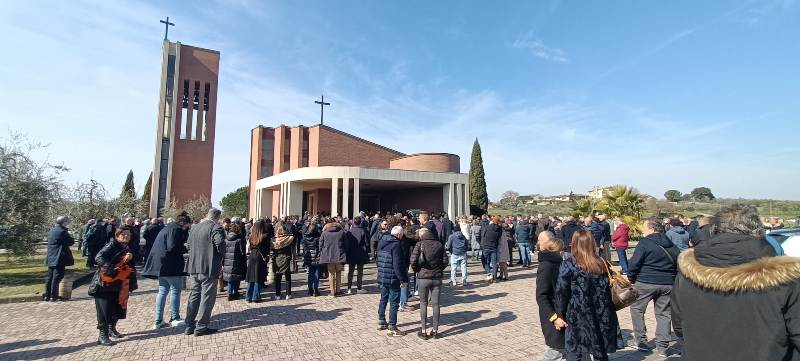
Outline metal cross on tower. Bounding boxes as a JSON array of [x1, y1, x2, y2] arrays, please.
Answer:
[[160, 16, 175, 40], [315, 95, 331, 125]]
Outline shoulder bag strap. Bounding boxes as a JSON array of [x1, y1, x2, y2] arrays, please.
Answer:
[[652, 239, 675, 265]]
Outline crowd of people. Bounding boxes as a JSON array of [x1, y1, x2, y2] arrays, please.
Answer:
[[42, 205, 800, 360]]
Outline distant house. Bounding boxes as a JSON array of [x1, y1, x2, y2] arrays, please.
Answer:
[[588, 186, 614, 200]]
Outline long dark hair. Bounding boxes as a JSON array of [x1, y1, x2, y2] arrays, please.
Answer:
[[571, 230, 606, 274], [249, 220, 264, 246]]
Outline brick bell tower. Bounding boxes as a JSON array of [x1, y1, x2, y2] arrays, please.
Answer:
[[148, 34, 220, 218]]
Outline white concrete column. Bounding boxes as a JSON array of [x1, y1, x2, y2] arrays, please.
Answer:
[[278, 183, 285, 217], [287, 181, 303, 216], [459, 183, 466, 217], [283, 182, 289, 216], [464, 183, 471, 216], [447, 182, 456, 217], [331, 178, 339, 217], [342, 177, 350, 219], [352, 178, 360, 219], [454, 183, 461, 217]]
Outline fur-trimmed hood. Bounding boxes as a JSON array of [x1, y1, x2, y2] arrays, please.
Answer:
[[679, 249, 800, 292]]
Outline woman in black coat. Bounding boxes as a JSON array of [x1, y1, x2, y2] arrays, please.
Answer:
[[535, 231, 566, 360], [555, 230, 618, 361], [245, 220, 271, 303], [303, 221, 322, 296], [89, 228, 138, 346], [222, 223, 247, 300], [410, 228, 446, 339]]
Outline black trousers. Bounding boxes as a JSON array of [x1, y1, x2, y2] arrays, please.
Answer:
[[87, 246, 101, 268], [274, 271, 292, 296], [44, 266, 65, 299], [94, 292, 121, 330]]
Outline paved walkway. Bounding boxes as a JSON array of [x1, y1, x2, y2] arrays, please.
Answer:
[[0, 262, 680, 360]]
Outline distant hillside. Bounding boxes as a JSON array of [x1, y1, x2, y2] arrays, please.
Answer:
[[490, 198, 800, 226]]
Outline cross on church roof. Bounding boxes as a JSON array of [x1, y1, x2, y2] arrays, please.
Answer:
[[315, 95, 331, 125], [160, 16, 175, 40]]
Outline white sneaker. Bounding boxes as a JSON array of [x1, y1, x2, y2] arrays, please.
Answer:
[[413, 290, 419, 297], [451, 281, 457, 287], [170, 319, 185, 327], [285, 295, 292, 300], [346, 289, 353, 295]]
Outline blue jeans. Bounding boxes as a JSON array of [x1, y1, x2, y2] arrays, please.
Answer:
[[482, 248, 498, 277], [307, 265, 320, 294], [400, 272, 416, 307], [616, 248, 629, 274], [450, 255, 468, 284], [378, 282, 401, 327], [227, 280, 240, 295], [518, 243, 532, 266], [155, 276, 182, 323], [246, 281, 262, 301]]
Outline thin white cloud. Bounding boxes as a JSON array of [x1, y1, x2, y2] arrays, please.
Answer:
[[507, 35, 568, 63]]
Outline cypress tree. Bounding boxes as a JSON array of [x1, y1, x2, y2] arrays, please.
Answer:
[[121, 170, 136, 198], [141, 171, 153, 202], [468, 138, 488, 215]]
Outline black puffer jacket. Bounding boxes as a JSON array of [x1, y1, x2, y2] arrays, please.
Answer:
[[303, 228, 321, 267], [222, 231, 247, 282], [672, 233, 800, 361], [411, 232, 445, 280]]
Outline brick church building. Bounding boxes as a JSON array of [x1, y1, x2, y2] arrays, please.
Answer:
[[248, 124, 469, 219]]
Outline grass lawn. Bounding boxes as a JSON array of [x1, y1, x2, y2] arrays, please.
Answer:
[[0, 249, 88, 298]]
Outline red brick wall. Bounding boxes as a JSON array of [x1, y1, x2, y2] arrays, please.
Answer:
[[248, 127, 262, 218], [169, 45, 219, 207], [316, 126, 404, 168]]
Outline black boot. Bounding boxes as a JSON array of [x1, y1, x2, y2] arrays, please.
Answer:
[[108, 322, 124, 338], [98, 329, 114, 346]]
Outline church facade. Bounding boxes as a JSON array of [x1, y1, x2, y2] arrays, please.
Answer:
[[249, 124, 469, 219]]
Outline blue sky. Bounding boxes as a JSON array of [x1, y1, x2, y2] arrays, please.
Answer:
[[1, 0, 799, 205]]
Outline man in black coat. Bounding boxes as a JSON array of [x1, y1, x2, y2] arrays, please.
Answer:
[[142, 213, 190, 328], [345, 217, 370, 294], [44, 216, 75, 302], [143, 218, 164, 262], [689, 216, 713, 247], [558, 216, 582, 254], [84, 219, 108, 268], [441, 214, 454, 243], [627, 218, 679, 355]]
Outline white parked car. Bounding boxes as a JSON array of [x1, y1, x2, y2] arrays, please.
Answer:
[[766, 228, 800, 257]]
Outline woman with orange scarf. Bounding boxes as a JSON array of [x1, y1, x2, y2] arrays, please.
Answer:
[[88, 227, 138, 346]]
